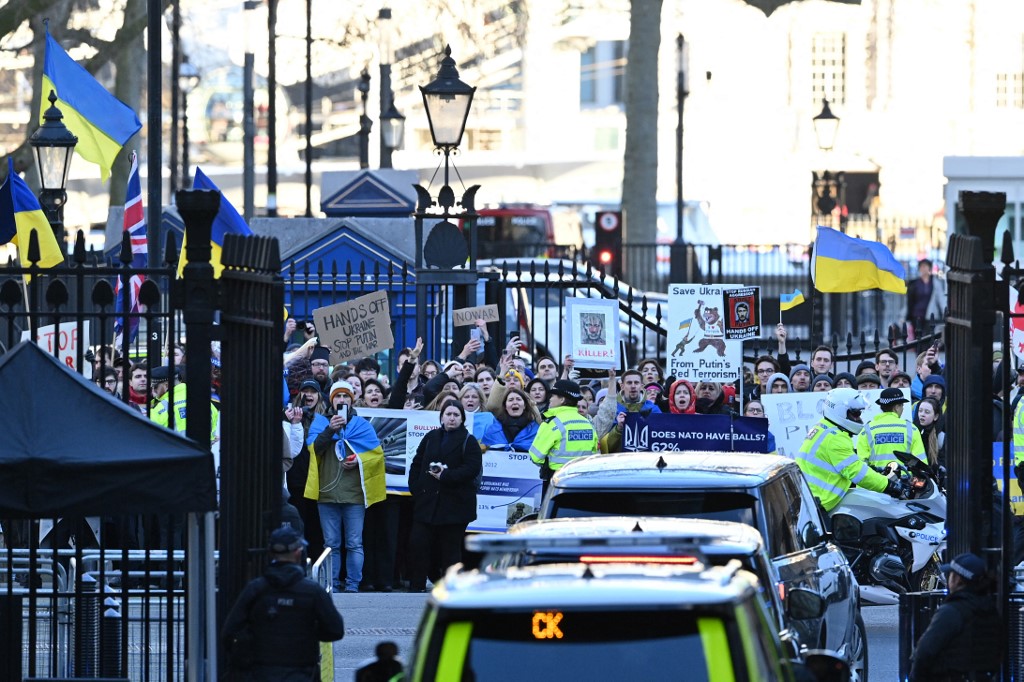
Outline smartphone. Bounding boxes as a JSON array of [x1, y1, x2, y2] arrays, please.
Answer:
[[338, 405, 349, 421], [286, 402, 292, 410], [470, 328, 482, 343]]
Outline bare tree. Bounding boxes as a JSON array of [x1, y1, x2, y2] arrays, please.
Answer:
[[620, 0, 662, 277]]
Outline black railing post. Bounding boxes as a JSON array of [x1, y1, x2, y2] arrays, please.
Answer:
[[945, 191, 1003, 563]]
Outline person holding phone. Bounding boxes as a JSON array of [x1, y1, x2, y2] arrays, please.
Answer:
[[407, 399, 482, 592], [305, 380, 386, 593]]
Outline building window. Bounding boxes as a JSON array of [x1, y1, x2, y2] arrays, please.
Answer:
[[995, 73, 1024, 109], [811, 32, 846, 107], [580, 40, 627, 108]]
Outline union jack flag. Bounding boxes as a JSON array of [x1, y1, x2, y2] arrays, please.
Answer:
[[113, 151, 147, 347]]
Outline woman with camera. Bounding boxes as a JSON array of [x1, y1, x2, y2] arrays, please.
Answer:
[[407, 399, 482, 592]]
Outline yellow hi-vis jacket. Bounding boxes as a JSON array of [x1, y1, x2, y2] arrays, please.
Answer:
[[529, 405, 598, 471], [150, 382, 219, 442], [856, 411, 926, 468], [796, 418, 891, 512], [1014, 396, 1024, 467]]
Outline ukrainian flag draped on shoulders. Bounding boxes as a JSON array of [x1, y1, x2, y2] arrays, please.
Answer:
[[303, 413, 386, 508], [177, 168, 254, 278], [812, 226, 907, 294], [41, 29, 142, 181], [0, 158, 64, 268]]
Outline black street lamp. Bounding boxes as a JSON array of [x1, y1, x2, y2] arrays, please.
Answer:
[[30, 90, 78, 253], [380, 99, 406, 159], [810, 98, 845, 342], [378, 6, 398, 168], [358, 70, 372, 170], [179, 56, 201, 189], [670, 33, 690, 284], [413, 46, 479, 359]]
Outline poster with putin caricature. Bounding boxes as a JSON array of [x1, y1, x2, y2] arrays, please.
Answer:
[[565, 297, 619, 369], [667, 283, 743, 382]]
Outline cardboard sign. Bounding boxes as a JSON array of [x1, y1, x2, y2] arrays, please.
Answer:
[[724, 287, 761, 340], [759, 388, 910, 457], [622, 413, 770, 453], [565, 297, 620, 369], [452, 304, 500, 327], [312, 290, 394, 363], [666, 283, 742, 382], [22, 321, 91, 377]]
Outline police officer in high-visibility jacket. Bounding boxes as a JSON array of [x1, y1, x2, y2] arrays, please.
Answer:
[[1011, 393, 1024, 563], [856, 387, 926, 468], [797, 387, 905, 513], [529, 380, 599, 497]]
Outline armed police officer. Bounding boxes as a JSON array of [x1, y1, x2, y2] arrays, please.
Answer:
[[529, 380, 599, 497], [856, 387, 926, 468], [222, 525, 345, 680], [796, 387, 906, 514]]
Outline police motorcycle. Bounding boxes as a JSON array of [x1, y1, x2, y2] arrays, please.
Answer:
[[828, 448, 947, 605]]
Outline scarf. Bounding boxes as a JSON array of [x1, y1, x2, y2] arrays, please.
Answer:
[[501, 413, 532, 442]]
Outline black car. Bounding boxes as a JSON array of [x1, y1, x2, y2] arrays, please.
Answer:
[[539, 451, 868, 681]]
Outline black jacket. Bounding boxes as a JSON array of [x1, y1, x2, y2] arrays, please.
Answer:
[[409, 425, 482, 526], [221, 561, 345, 671], [909, 588, 1001, 680]]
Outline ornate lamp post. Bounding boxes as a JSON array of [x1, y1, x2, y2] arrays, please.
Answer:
[[413, 46, 479, 358], [810, 98, 844, 342], [380, 99, 406, 159], [358, 70, 372, 169], [670, 33, 690, 284], [378, 6, 398, 168], [178, 56, 201, 189], [29, 91, 78, 255]]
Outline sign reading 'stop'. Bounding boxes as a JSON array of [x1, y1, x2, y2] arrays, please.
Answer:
[[313, 290, 394, 363]]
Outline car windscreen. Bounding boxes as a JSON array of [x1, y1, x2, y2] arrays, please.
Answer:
[[548, 491, 758, 528], [438, 608, 723, 681]]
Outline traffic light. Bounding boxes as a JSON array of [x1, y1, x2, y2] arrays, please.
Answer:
[[593, 210, 623, 279]]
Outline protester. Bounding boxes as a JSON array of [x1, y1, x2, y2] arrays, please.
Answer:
[[856, 373, 882, 391], [914, 397, 945, 468], [306, 380, 386, 593], [222, 525, 345, 681], [809, 345, 835, 377], [458, 382, 496, 441], [407, 400, 482, 592], [743, 399, 776, 453], [811, 374, 834, 392], [875, 348, 900, 387], [481, 387, 542, 452], [765, 372, 791, 394], [834, 371, 856, 389], [905, 259, 947, 340], [126, 361, 148, 413], [474, 367, 497, 398], [789, 364, 812, 392], [526, 377, 550, 413], [694, 381, 731, 415], [637, 358, 664, 386], [668, 378, 697, 414], [360, 378, 386, 408], [535, 355, 559, 385], [309, 346, 332, 393]]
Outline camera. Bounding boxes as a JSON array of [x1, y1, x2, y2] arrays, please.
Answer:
[[429, 462, 444, 474]]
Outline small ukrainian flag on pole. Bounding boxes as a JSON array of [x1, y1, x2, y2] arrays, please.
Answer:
[[779, 289, 805, 312]]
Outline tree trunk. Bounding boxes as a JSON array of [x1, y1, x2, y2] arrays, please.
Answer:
[[109, 0, 146, 208], [620, 0, 663, 285]]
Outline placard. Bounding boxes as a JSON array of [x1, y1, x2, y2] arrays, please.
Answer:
[[452, 304, 500, 327], [666, 283, 742, 382], [621, 413, 770, 453], [22, 321, 91, 377], [564, 297, 620, 369], [312, 290, 394, 363], [759, 388, 910, 457], [724, 287, 761, 340]]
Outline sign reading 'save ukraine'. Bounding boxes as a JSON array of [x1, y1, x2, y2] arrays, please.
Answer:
[[622, 413, 770, 453]]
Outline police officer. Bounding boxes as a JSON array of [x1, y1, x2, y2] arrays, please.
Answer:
[[796, 387, 904, 513], [856, 387, 926, 468], [529, 380, 599, 496], [1011, 394, 1024, 563], [221, 525, 345, 681], [909, 552, 1001, 681]]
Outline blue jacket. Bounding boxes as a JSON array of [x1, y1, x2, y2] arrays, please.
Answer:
[[470, 411, 497, 442], [481, 419, 540, 452]]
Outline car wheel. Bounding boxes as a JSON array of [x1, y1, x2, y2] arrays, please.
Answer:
[[850, 612, 869, 682], [911, 557, 946, 592]]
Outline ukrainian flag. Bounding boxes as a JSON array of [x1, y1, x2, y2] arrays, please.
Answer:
[[177, 168, 254, 278], [779, 289, 805, 311], [678, 317, 693, 331], [41, 31, 142, 181], [0, 158, 64, 268], [812, 227, 907, 294]]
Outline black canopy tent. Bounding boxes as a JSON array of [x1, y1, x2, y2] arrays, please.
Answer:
[[0, 341, 216, 518]]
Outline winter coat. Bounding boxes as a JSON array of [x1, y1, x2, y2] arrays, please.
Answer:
[[909, 588, 1001, 680], [481, 417, 540, 452], [409, 425, 482, 526]]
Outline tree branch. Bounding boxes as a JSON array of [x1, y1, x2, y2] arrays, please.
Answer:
[[0, 0, 63, 39]]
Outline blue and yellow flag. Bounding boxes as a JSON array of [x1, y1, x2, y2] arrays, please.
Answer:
[[812, 227, 907, 294], [41, 30, 142, 181], [0, 158, 64, 268], [177, 168, 254, 278], [779, 289, 805, 311]]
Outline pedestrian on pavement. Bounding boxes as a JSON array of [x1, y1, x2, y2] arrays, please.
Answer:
[[908, 552, 1001, 681], [221, 525, 345, 681]]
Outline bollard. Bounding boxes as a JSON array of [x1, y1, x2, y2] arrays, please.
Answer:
[[100, 602, 122, 678], [74, 573, 99, 677]]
